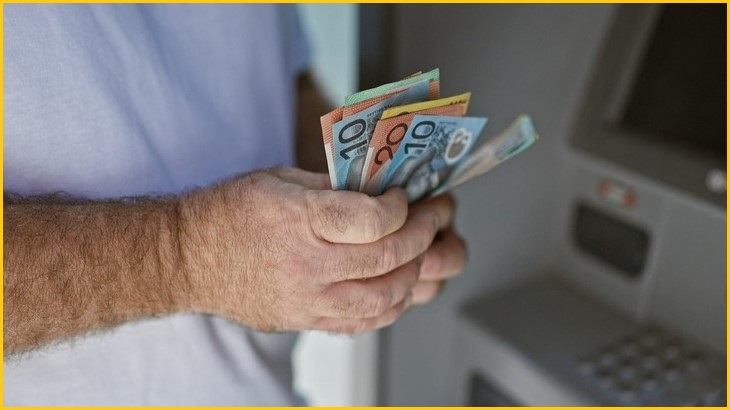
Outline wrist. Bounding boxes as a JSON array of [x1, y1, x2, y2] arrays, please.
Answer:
[[174, 191, 208, 313], [147, 197, 197, 315], [174, 179, 257, 316]]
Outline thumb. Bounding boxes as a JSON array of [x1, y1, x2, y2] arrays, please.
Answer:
[[272, 167, 331, 190]]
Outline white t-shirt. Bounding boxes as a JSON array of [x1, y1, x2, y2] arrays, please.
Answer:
[[4, 4, 310, 405]]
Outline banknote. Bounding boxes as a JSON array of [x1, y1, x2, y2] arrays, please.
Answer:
[[321, 79, 438, 189], [332, 80, 433, 191], [380, 115, 488, 202], [379, 92, 471, 120], [320, 106, 343, 189], [343, 80, 440, 118], [345, 69, 440, 106], [360, 102, 468, 194], [431, 114, 539, 196]]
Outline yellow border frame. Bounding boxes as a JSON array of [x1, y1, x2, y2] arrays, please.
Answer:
[[0, 2, 726, 409]]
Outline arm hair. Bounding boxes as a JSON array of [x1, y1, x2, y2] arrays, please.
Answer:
[[3, 192, 191, 355]]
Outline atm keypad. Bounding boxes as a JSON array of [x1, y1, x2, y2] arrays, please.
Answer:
[[578, 327, 725, 406]]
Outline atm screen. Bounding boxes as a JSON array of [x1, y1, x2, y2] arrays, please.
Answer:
[[620, 4, 726, 163]]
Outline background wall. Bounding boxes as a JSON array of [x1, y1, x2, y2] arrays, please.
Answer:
[[378, 4, 618, 405]]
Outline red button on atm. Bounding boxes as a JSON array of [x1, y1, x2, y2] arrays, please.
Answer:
[[598, 180, 636, 208]]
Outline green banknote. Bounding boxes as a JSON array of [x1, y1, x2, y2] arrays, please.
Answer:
[[344, 69, 440, 107], [431, 114, 539, 196]]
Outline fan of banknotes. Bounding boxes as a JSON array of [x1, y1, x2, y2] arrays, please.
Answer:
[[320, 68, 539, 203]]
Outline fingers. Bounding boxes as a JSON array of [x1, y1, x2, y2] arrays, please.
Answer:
[[313, 293, 413, 335], [314, 259, 420, 319], [323, 207, 439, 281], [306, 187, 409, 244], [410, 193, 456, 232], [315, 194, 454, 282], [419, 228, 467, 280], [411, 279, 445, 305]]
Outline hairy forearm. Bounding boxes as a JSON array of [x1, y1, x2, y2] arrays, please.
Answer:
[[3, 194, 190, 355]]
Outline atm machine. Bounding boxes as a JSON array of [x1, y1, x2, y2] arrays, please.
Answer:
[[366, 4, 726, 406]]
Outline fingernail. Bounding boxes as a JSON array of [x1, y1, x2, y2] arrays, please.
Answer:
[[432, 212, 440, 230]]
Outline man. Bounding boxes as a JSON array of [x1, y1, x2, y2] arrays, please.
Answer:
[[4, 4, 466, 405]]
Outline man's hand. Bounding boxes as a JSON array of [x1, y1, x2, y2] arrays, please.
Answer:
[[179, 167, 453, 334], [291, 72, 468, 310]]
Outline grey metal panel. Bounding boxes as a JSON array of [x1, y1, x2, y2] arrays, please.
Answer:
[[556, 155, 670, 319], [647, 201, 726, 354]]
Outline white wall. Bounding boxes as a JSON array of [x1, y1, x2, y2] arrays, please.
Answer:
[[292, 4, 376, 407]]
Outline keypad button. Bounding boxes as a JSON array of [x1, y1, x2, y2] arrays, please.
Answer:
[[663, 363, 682, 381], [700, 389, 722, 405], [684, 351, 703, 371], [641, 374, 659, 392], [621, 343, 639, 358], [663, 345, 682, 361], [616, 382, 638, 402], [599, 352, 617, 367], [618, 365, 637, 381], [596, 369, 613, 387], [641, 355, 660, 371]]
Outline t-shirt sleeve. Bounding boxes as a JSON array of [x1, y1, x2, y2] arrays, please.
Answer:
[[279, 4, 311, 77]]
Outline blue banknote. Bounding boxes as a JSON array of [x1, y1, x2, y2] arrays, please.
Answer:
[[332, 80, 431, 191], [380, 115, 488, 202]]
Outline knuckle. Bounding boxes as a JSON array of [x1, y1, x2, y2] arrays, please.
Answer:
[[306, 191, 350, 240], [313, 289, 337, 315], [356, 288, 390, 318], [334, 250, 375, 280], [328, 288, 384, 319]]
